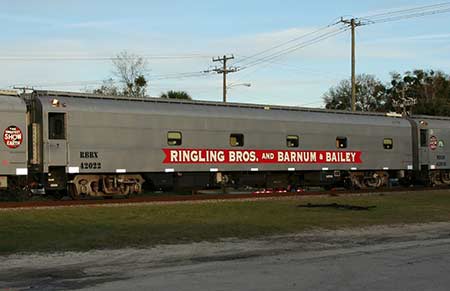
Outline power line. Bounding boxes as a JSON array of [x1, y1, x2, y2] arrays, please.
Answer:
[[233, 2, 450, 76], [240, 27, 348, 70], [12, 80, 106, 87], [341, 3, 450, 111], [256, 59, 347, 78], [236, 26, 349, 73], [237, 25, 348, 70], [365, 8, 450, 24], [234, 21, 341, 66], [0, 54, 212, 62], [228, 27, 348, 87], [149, 71, 210, 81], [362, 2, 450, 21], [228, 2, 450, 108], [9, 70, 214, 88], [343, 2, 450, 26]]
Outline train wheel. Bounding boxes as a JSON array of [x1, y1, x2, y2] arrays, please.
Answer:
[[68, 183, 80, 200], [440, 171, 450, 185], [133, 182, 142, 194], [365, 175, 382, 188], [429, 171, 442, 186], [364, 171, 389, 188], [119, 184, 130, 196], [349, 173, 365, 189]]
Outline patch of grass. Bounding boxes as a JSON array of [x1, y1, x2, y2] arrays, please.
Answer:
[[1, 190, 450, 254]]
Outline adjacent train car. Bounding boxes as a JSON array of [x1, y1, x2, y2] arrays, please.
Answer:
[[412, 116, 450, 184], [0, 92, 28, 191], [23, 90, 414, 197]]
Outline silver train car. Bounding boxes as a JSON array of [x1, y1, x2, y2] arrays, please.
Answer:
[[1, 90, 450, 197], [0, 92, 28, 191]]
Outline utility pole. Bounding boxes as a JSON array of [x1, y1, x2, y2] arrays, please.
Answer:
[[340, 18, 363, 112], [211, 55, 238, 102]]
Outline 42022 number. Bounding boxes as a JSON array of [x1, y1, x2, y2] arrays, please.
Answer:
[[80, 162, 102, 169]]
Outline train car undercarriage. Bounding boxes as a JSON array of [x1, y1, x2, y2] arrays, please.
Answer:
[[6, 169, 450, 199], [69, 174, 145, 198]]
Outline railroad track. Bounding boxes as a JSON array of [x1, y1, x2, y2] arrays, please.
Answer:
[[0, 186, 447, 209]]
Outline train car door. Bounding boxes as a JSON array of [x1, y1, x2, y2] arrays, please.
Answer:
[[419, 128, 430, 168], [47, 112, 67, 166]]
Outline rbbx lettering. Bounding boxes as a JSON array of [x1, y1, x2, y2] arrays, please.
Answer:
[[80, 152, 99, 159]]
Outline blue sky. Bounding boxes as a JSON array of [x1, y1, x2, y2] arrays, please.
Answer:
[[1, 0, 449, 107]]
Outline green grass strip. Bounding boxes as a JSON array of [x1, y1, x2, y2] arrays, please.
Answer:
[[1, 191, 449, 254]]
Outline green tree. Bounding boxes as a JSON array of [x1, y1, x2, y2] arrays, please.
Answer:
[[386, 70, 450, 116], [160, 90, 192, 100], [323, 74, 387, 112]]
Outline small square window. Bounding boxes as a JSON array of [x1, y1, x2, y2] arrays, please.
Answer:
[[287, 135, 299, 148], [420, 129, 427, 147], [230, 133, 244, 147], [167, 131, 182, 146], [49, 112, 66, 140], [383, 138, 393, 150], [336, 137, 347, 149]]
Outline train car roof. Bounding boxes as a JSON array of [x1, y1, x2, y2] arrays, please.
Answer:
[[31, 90, 414, 126], [31, 89, 395, 115], [0, 94, 27, 112]]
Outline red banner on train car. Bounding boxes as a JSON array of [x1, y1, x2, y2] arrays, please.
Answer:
[[162, 149, 362, 164]]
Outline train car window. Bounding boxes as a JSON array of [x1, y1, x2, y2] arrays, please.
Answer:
[[230, 134, 244, 147], [287, 135, 299, 147], [167, 131, 182, 146], [336, 137, 347, 149], [48, 113, 66, 140], [383, 138, 393, 150], [420, 129, 427, 147]]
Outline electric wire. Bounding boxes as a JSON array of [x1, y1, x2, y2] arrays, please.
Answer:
[[239, 26, 349, 71], [231, 2, 450, 82], [361, 2, 450, 20], [0, 54, 212, 61], [364, 8, 450, 24], [234, 21, 342, 66], [10, 70, 213, 88]]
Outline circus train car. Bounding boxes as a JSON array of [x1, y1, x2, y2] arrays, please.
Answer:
[[2, 89, 450, 198]]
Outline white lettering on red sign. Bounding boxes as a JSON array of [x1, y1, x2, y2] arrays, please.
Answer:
[[429, 136, 438, 150], [3, 126, 23, 149], [163, 149, 362, 164]]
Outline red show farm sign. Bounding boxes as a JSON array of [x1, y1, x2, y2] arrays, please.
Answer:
[[3, 125, 23, 149], [163, 149, 362, 164]]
